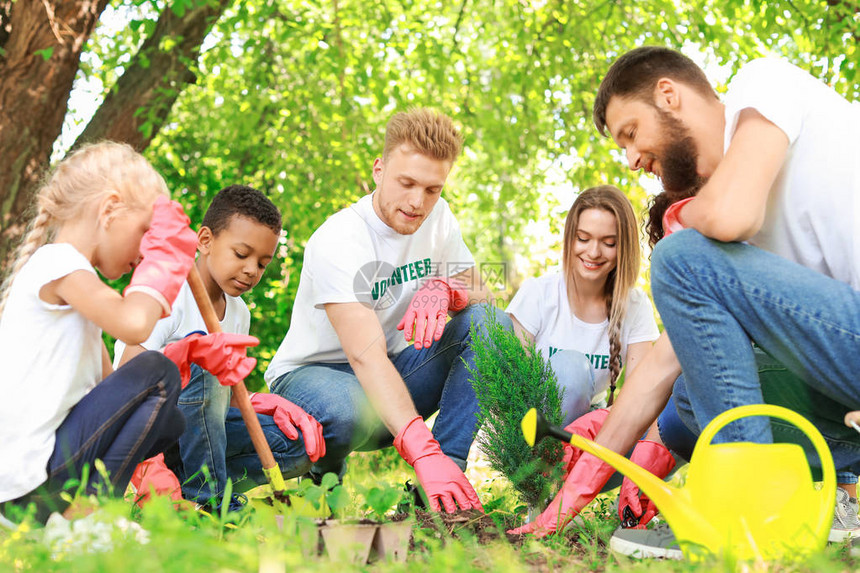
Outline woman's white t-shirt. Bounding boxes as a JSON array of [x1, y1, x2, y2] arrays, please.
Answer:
[[506, 272, 659, 399], [0, 244, 103, 502]]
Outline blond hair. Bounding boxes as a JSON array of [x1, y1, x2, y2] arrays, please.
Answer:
[[562, 185, 641, 405], [0, 141, 168, 314], [383, 108, 464, 162]]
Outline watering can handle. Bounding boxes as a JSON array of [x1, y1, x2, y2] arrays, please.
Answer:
[[695, 404, 836, 538]]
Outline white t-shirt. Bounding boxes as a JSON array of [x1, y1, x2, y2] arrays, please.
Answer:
[[724, 58, 860, 290], [0, 244, 103, 502], [506, 272, 659, 399], [265, 193, 475, 384], [113, 280, 250, 365]]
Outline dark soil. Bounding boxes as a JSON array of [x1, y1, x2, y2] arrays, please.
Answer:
[[413, 508, 526, 547]]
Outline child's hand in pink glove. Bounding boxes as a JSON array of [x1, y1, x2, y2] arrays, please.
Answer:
[[163, 332, 258, 387], [130, 454, 182, 506], [249, 393, 326, 463], [397, 278, 469, 350], [125, 196, 198, 316]]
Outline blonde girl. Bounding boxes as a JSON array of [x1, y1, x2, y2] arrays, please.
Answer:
[[0, 141, 198, 523], [506, 185, 659, 425]]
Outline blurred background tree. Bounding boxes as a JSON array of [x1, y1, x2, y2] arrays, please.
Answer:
[[1, 0, 856, 388]]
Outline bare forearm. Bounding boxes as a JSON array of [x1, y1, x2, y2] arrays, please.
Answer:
[[351, 354, 419, 436], [677, 110, 788, 243], [116, 343, 147, 367], [326, 301, 422, 436], [595, 332, 680, 453]]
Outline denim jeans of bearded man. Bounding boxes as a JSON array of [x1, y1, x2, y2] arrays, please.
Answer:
[[651, 229, 860, 482]]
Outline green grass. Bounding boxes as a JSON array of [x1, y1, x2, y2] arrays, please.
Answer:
[[2, 449, 858, 572]]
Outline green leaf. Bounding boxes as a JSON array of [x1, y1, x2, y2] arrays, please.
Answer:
[[34, 47, 54, 61]]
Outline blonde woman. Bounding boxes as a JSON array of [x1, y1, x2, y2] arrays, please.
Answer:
[[507, 185, 659, 425]]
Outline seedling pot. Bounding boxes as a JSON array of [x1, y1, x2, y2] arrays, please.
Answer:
[[319, 520, 377, 564], [370, 517, 414, 562]]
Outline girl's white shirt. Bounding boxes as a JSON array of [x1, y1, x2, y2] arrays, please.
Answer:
[[0, 244, 103, 502]]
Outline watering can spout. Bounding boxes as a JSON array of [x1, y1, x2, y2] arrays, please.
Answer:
[[521, 408, 717, 547], [565, 434, 713, 542], [522, 405, 836, 561]]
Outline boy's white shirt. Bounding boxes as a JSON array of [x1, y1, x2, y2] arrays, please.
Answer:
[[113, 280, 250, 367], [265, 193, 474, 384], [506, 272, 659, 400], [0, 244, 103, 502], [724, 58, 860, 290]]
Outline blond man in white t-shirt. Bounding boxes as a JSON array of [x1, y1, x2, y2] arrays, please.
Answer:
[[265, 109, 507, 513]]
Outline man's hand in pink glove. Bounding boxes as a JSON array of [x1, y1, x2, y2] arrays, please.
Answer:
[[163, 332, 258, 388], [559, 409, 609, 479], [618, 440, 676, 529], [661, 196, 695, 239], [508, 452, 615, 537], [250, 393, 326, 463], [394, 416, 483, 513], [397, 278, 469, 350], [126, 196, 198, 316]]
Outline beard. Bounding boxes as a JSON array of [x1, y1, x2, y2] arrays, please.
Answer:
[[656, 109, 708, 194]]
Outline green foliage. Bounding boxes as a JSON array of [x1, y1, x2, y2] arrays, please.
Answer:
[[466, 310, 564, 509], [91, 0, 853, 377], [2, 465, 860, 571], [34, 47, 54, 61], [284, 472, 346, 514], [357, 482, 409, 521]]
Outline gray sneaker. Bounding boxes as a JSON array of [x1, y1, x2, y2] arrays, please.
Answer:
[[609, 522, 684, 560], [830, 487, 860, 542]]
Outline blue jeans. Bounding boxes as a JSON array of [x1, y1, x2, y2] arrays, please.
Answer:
[[172, 364, 231, 501], [659, 352, 860, 483], [172, 364, 313, 502], [651, 230, 860, 477], [3, 352, 184, 522], [223, 408, 313, 493], [549, 349, 598, 426], [270, 304, 509, 478]]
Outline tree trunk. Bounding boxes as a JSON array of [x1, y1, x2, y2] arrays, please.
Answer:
[[0, 0, 231, 269], [0, 0, 109, 265], [73, 0, 232, 151]]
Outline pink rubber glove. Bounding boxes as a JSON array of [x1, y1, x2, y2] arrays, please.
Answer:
[[397, 278, 469, 350], [661, 196, 695, 238], [163, 332, 258, 387], [126, 196, 198, 316], [394, 416, 483, 513], [250, 393, 326, 463], [508, 452, 615, 537], [559, 409, 609, 479], [130, 454, 182, 507], [618, 440, 676, 528]]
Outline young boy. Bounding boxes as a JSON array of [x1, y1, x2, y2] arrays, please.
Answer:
[[115, 185, 324, 510]]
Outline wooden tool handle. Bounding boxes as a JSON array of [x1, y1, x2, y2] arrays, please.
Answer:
[[186, 265, 279, 474]]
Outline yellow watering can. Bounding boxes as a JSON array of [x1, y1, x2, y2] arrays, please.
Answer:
[[521, 404, 835, 561]]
